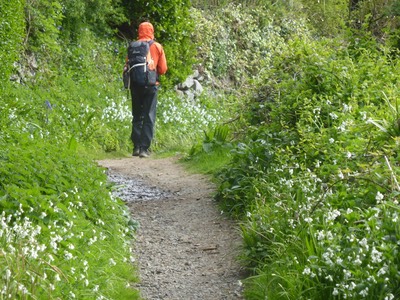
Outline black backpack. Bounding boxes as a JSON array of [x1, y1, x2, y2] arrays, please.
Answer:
[[127, 40, 157, 87]]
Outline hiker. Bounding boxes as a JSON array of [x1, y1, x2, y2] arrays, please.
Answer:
[[125, 21, 167, 158]]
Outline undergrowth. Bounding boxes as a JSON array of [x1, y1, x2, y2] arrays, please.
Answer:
[[2, 0, 400, 299], [0, 134, 139, 299], [216, 34, 400, 299]]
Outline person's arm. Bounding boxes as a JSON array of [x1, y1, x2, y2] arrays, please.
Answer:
[[156, 45, 167, 75]]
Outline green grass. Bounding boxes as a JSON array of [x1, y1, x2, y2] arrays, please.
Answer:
[[182, 149, 232, 175], [0, 135, 140, 299]]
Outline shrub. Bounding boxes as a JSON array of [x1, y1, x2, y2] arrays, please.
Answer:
[[216, 34, 400, 299]]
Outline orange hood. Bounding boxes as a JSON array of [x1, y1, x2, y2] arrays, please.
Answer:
[[138, 22, 154, 40]]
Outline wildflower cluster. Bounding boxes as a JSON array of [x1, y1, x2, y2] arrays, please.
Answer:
[[0, 138, 138, 299], [101, 95, 131, 124], [160, 95, 222, 132], [156, 93, 225, 147], [217, 33, 400, 299]]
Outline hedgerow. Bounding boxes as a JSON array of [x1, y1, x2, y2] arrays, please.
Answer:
[[216, 34, 400, 299]]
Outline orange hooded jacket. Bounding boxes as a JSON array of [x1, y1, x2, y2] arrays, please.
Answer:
[[126, 22, 168, 77]]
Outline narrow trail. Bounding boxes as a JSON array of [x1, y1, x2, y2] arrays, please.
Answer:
[[98, 156, 245, 300]]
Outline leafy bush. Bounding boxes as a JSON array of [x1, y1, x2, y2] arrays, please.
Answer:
[[60, 0, 125, 40], [216, 34, 400, 299]]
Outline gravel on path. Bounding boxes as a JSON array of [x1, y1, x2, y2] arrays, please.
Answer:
[[98, 156, 245, 300]]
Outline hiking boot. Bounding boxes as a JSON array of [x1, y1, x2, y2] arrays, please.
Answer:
[[139, 149, 150, 158], [132, 148, 140, 156]]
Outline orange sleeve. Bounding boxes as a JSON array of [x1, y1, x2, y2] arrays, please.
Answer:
[[151, 43, 167, 75]]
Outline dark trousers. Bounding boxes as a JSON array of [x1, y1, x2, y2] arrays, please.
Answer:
[[130, 85, 158, 151]]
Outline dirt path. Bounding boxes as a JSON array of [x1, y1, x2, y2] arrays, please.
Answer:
[[98, 156, 244, 300]]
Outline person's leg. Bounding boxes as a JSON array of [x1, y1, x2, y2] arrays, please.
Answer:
[[131, 87, 144, 153], [140, 86, 158, 153]]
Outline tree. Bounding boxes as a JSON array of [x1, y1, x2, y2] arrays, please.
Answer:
[[118, 0, 196, 86]]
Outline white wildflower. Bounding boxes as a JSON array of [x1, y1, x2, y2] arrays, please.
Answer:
[[329, 113, 338, 120], [375, 191, 384, 203], [343, 269, 352, 280], [325, 274, 333, 282], [371, 247, 382, 263], [316, 230, 325, 241], [349, 281, 357, 290], [304, 217, 313, 223], [359, 287, 369, 297], [343, 103, 351, 112], [64, 251, 73, 260], [353, 256, 362, 266], [5, 269, 11, 281], [359, 238, 369, 250], [385, 293, 395, 300], [302, 267, 311, 275], [109, 258, 116, 266]]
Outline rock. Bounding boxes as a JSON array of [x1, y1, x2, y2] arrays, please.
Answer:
[[184, 90, 195, 102], [179, 77, 195, 90], [192, 70, 200, 79], [175, 89, 185, 98], [174, 69, 206, 100], [27, 54, 38, 70], [193, 79, 203, 95]]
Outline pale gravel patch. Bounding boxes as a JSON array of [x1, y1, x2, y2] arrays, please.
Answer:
[[98, 156, 245, 300]]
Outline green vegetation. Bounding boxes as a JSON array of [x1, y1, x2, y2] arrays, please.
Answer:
[[201, 3, 400, 300], [216, 36, 400, 299], [1, 0, 198, 298], [0, 137, 138, 298], [1, 0, 399, 299]]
